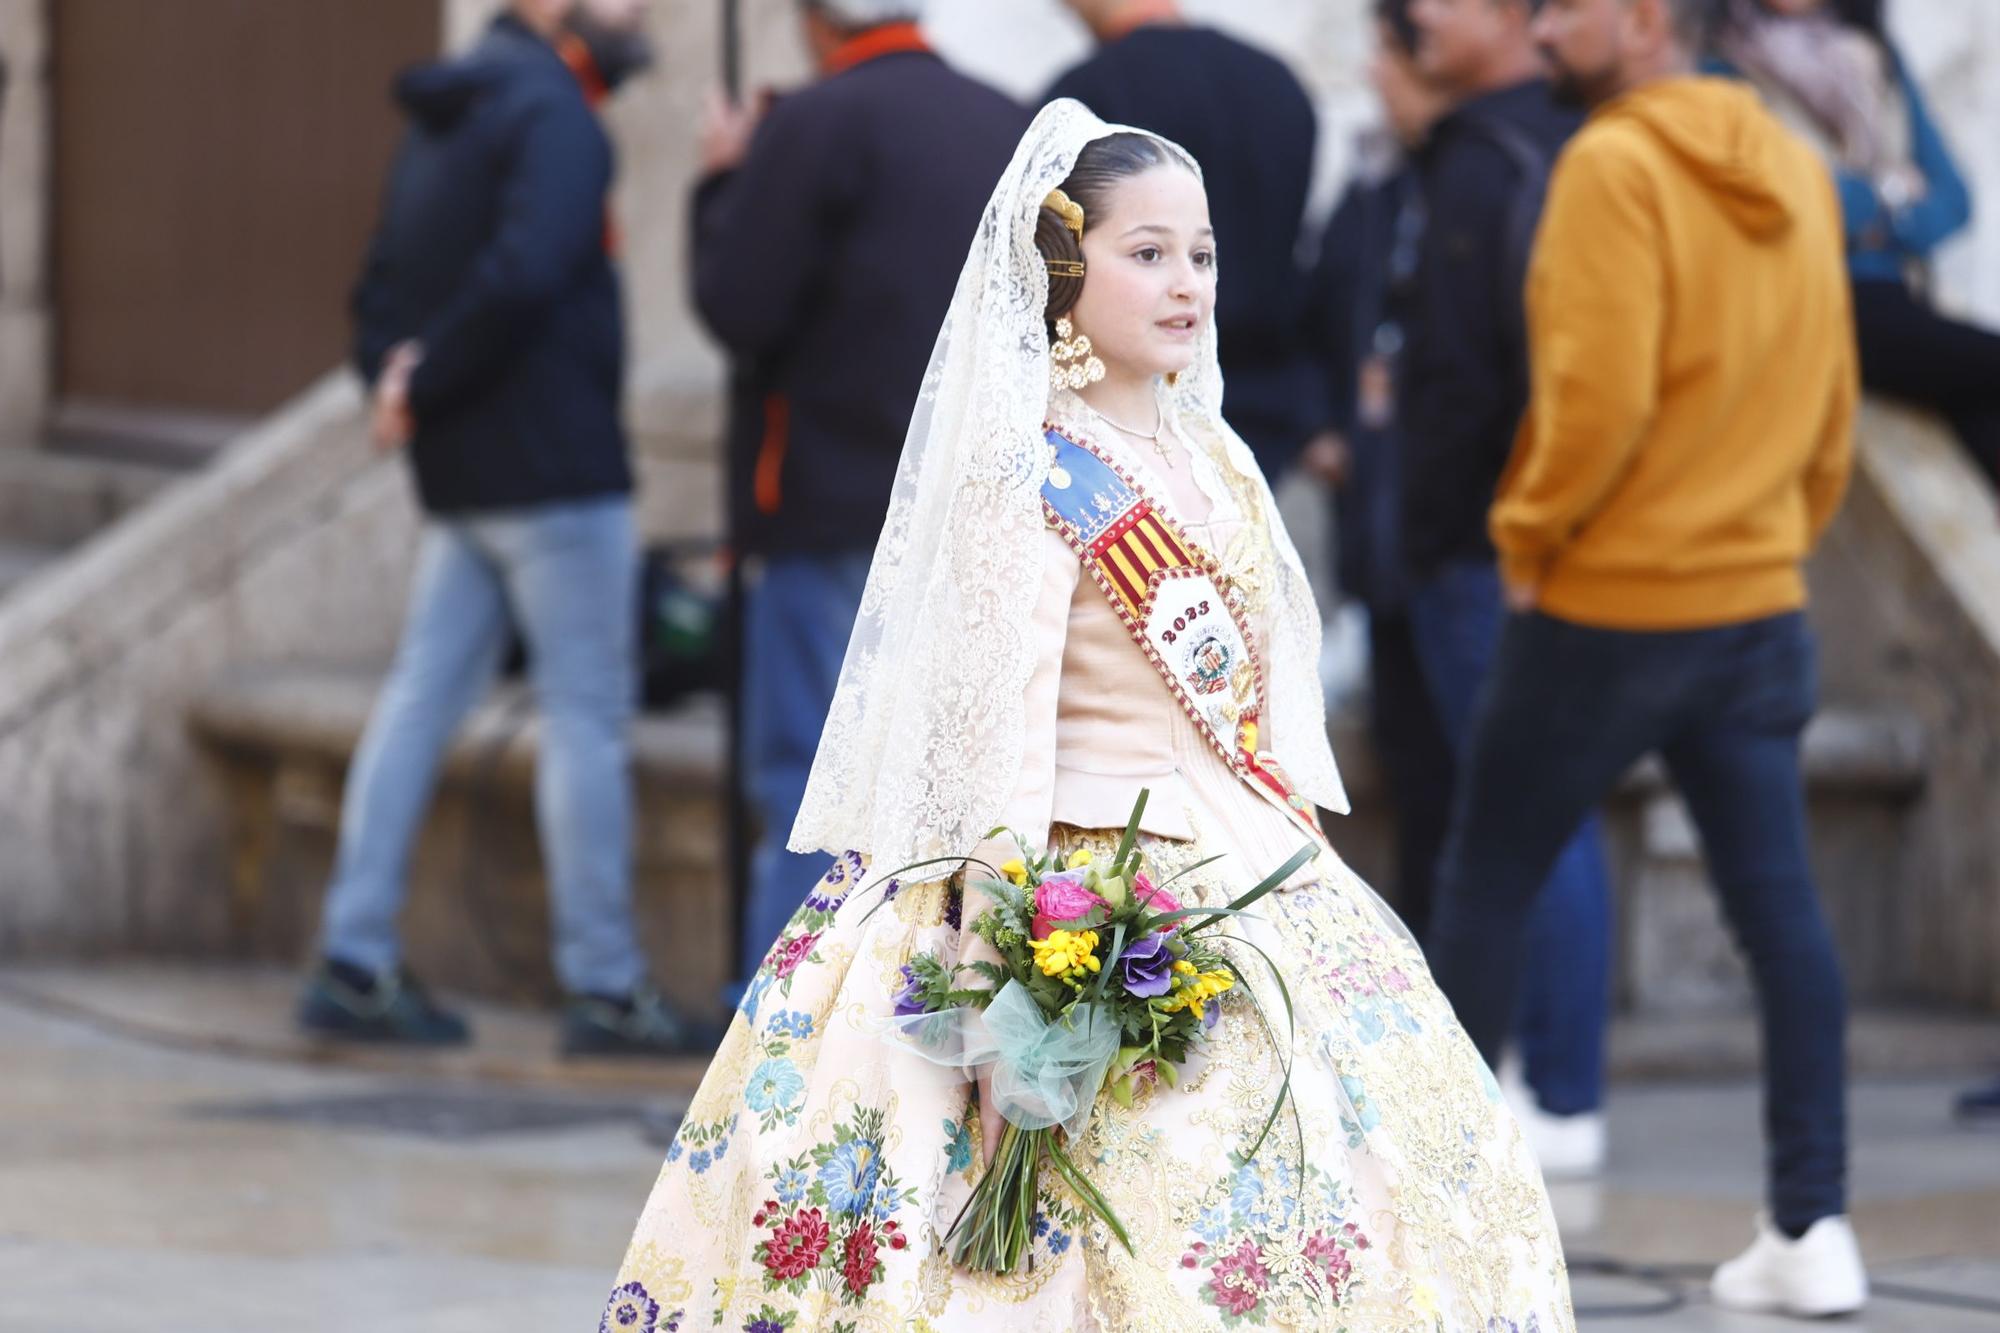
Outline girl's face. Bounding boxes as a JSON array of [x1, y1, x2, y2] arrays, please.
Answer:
[[1068, 166, 1217, 383]]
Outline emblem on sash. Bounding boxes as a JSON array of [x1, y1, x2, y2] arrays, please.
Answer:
[[1040, 426, 1323, 840]]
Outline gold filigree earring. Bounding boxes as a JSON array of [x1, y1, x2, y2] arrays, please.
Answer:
[[1050, 316, 1106, 392]]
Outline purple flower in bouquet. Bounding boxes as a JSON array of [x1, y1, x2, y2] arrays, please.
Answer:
[[1115, 929, 1175, 998], [891, 963, 927, 1017], [1032, 870, 1107, 940]]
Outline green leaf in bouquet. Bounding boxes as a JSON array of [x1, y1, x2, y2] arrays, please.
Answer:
[[963, 960, 1009, 987], [1112, 788, 1150, 876], [1135, 904, 1261, 937], [1025, 971, 1067, 1010], [855, 854, 1005, 924], [973, 878, 1036, 941], [1090, 921, 1128, 1000], [1045, 1134, 1134, 1257], [1151, 853, 1231, 897], [1173, 842, 1319, 937], [1219, 935, 1305, 1179]]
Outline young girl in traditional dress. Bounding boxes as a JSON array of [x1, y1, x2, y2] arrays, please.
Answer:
[[601, 102, 1573, 1332]]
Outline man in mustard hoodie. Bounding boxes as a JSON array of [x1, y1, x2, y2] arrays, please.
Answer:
[[1424, 0, 1867, 1317]]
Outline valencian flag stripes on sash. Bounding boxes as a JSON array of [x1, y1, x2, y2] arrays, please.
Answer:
[[1040, 426, 1323, 840]]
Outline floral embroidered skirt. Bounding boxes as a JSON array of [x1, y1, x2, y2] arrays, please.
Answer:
[[603, 831, 1574, 1332]]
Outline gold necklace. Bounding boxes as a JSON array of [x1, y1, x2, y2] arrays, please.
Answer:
[[1087, 400, 1173, 461]]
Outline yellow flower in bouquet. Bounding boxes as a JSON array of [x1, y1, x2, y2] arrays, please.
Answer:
[[1161, 966, 1235, 1021], [1032, 928, 1101, 983], [1000, 859, 1029, 886]]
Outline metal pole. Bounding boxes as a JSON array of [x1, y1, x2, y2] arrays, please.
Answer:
[[721, 0, 742, 100], [720, 0, 750, 997]]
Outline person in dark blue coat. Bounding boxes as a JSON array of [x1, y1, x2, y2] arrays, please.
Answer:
[[1399, 0, 1613, 1177], [300, 0, 700, 1057], [1715, 0, 1999, 487], [1045, 1, 1321, 479], [1306, 0, 1456, 944], [694, 0, 1027, 989]]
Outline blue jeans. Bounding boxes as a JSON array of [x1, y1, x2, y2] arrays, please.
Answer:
[[738, 551, 872, 983], [1408, 562, 1612, 1116], [1429, 610, 1847, 1231], [318, 496, 645, 997]]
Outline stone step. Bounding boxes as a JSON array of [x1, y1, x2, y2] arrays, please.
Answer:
[[189, 662, 1930, 1023], [1324, 705, 1927, 803], [188, 664, 732, 1021], [0, 538, 64, 597], [0, 444, 188, 550]]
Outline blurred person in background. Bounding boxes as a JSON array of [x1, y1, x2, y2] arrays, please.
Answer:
[[1715, 0, 2000, 488], [1426, 0, 1868, 1313], [1304, 0, 1454, 940], [299, 0, 698, 1056], [1046, 0, 1322, 479], [1403, 0, 1614, 1175], [694, 0, 1026, 991]]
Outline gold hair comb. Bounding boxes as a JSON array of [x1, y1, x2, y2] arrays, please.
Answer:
[[1045, 258, 1086, 279], [1043, 189, 1085, 240]]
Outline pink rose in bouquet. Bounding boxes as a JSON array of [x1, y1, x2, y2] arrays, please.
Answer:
[[1132, 870, 1182, 916], [1031, 870, 1107, 940]]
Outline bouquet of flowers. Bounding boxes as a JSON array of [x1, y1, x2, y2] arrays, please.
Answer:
[[879, 789, 1316, 1274]]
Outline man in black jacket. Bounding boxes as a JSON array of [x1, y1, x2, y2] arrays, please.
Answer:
[[298, 0, 695, 1056], [1402, 0, 1611, 1174], [1047, 0, 1321, 478], [1307, 0, 1454, 942], [696, 0, 1025, 987]]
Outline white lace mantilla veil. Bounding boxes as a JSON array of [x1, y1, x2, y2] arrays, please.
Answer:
[[788, 99, 1348, 875]]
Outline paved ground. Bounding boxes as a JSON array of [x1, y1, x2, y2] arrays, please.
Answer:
[[1, 967, 1995, 1331]]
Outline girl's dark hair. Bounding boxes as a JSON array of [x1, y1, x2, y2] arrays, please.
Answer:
[[1035, 131, 1178, 328]]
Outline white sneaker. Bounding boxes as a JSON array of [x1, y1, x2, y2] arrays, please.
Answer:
[[1519, 1105, 1606, 1179], [1498, 1055, 1607, 1179], [1711, 1214, 1869, 1317]]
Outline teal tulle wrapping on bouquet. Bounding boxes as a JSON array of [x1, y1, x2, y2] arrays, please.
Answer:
[[887, 982, 1121, 1141]]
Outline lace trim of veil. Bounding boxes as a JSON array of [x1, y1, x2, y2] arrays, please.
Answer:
[[788, 100, 1347, 873]]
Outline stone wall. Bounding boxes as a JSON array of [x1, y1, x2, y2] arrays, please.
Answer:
[[0, 377, 416, 955], [1805, 402, 2000, 1009]]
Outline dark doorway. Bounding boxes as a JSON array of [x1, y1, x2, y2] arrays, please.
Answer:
[[53, 0, 441, 450]]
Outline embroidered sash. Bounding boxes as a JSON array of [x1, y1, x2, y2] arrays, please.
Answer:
[[1040, 427, 1322, 839]]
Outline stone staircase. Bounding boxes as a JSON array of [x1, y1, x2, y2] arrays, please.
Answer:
[[187, 664, 730, 1021], [0, 444, 188, 595], [182, 657, 1930, 1026]]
